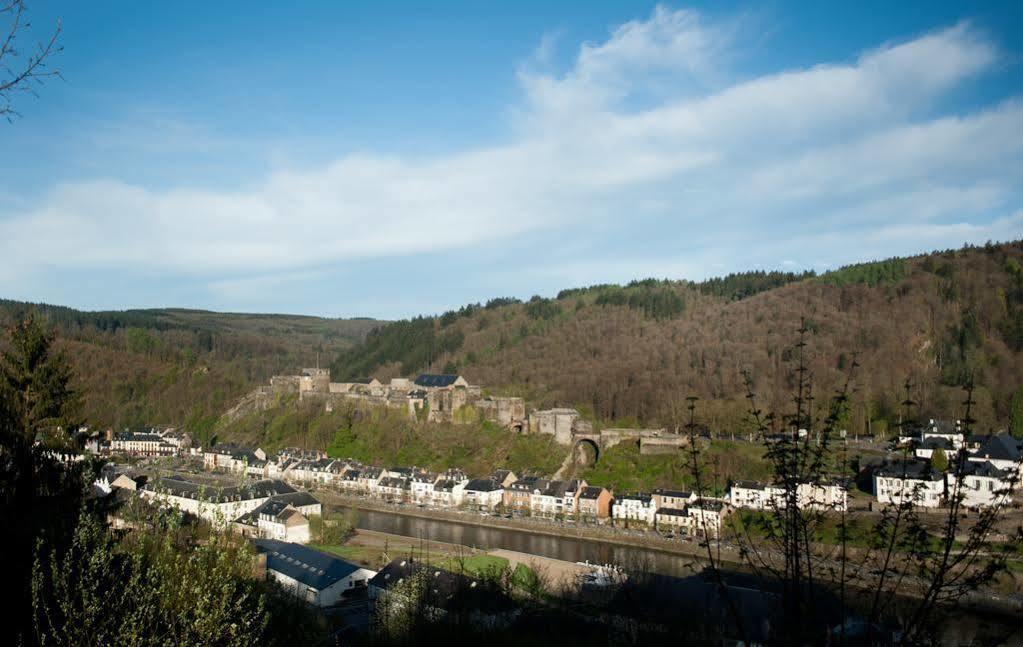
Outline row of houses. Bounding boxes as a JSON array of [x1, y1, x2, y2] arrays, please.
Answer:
[[200, 448, 740, 536], [874, 432, 1022, 508], [135, 475, 324, 539], [103, 428, 191, 457]]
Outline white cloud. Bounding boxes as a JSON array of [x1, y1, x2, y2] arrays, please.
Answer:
[[0, 7, 1019, 303]]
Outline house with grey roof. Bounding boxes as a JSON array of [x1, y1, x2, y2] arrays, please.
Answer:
[[968, 434, 1023, 485], [874, 460, 945, 508], [463, 478, 504, 510], [255, 539, 376, 607], [951, 460, 1017, 508], [140, 477, 296, 527]]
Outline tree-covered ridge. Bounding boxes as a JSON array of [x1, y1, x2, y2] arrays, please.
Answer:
[[328, 240, 1023, 434], [695, 270, 816, 300], [0, 303, 379, 431], [818, 257, 906, 286]]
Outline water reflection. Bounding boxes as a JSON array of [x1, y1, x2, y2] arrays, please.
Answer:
[[337, 506, 704, 578]]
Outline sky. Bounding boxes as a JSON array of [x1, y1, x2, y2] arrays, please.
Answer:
[[1, 1, 1022, 319]]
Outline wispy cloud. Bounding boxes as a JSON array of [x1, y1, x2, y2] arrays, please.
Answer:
[[0, 7, 1019, 313]]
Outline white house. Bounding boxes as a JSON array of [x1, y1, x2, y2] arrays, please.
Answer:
[[874, 462, 945, 508], [968, 434, 1023, 486], [111, 431, 177, 457], [914, 437, 953, 461], [463, 478, 504, 510], [530, 479, 584, 518], [410, 472, 440, 504], [727, 481, 779, 510], [950, 460, 1016, 508], [727, 480, 847, 513], [140, 477, 296, 528], [248, 500, 311, 543], [686, 498, 730, 538], [432, 478, 467, 508], [257, 539, 376, 607], [919, 419, 965, 451], [612, 493, 656, 526], [375, 476, 411, 502]]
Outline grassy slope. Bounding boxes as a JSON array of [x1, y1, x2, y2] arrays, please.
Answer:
[[216, 398, 565, 477], [579, 440, 774, 494]]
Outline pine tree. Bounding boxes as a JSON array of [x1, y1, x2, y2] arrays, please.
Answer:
[[1010, 386, 1023, 439], [0, 311, 80, 444]]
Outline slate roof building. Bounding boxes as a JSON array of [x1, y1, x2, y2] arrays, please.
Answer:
[[233, 492, 322, 543], [463, 478, 504, 510], [951, 460, 1017, 508], [969, 434, 1023, 484], [413, 374, 469, 389], [874, 461, 945, 507], [140, 477, 296, 527], [255, 539, 376, 607]]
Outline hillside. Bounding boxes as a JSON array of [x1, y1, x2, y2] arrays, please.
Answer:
[[0, 302, 379, 432], [5, 241, 1022, 444], [332, 241, 1023, 436]]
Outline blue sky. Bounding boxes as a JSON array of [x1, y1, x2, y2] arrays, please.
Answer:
[[1, 1, 1022, 319]]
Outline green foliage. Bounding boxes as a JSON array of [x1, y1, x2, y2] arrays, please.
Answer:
[[32, 508, 268, 646], [939, 309, 984, 386], [524, 296, 561, 320], [0, 311, 80, 441], [819, 258, 906, 287], [931, 447, 948, 472], [1010, 386, 1023, 439], [485, 297, 520, 309], [580, 440, 770, 493], [437, 554, 510, 577], [594, 282, 685, 319], [309, 511, 356, 545], [696, 270, 814, 300], [332, 316, 436, 379]]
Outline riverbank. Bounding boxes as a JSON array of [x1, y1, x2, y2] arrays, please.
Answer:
[[313, 488, 744, 566], [313, 489, 1023, 621]]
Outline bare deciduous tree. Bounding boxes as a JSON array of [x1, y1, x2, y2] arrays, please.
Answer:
[[1, 0, 62, 121]]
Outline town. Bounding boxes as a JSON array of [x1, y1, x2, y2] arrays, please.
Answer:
[[87, 375, 1022, 621]]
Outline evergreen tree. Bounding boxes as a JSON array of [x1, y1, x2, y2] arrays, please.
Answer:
[[0, 311, 80, 444], [1010, 386, 1023, 439], [931, 447, 948, 472]]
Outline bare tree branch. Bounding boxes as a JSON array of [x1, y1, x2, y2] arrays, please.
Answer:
[[0, 0, 62, 121]]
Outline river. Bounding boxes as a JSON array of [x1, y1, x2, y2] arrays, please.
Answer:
[[338, 505, 710, 578], [330, 504, 1023, 644]]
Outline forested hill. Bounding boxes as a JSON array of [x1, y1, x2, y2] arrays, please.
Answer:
[[333, 241, 1023, 436], [0, 303, 379, 432]]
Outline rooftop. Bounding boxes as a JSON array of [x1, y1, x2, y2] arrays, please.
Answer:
[[255, 539, 362, 591], [414, 374, 463, 388]]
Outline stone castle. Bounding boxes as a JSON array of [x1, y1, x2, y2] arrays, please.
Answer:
[[232, 368, 689, 457], [265, 368, 527, 428]]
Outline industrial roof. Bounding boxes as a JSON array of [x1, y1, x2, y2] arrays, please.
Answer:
[[255, 539, 361, 591]]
